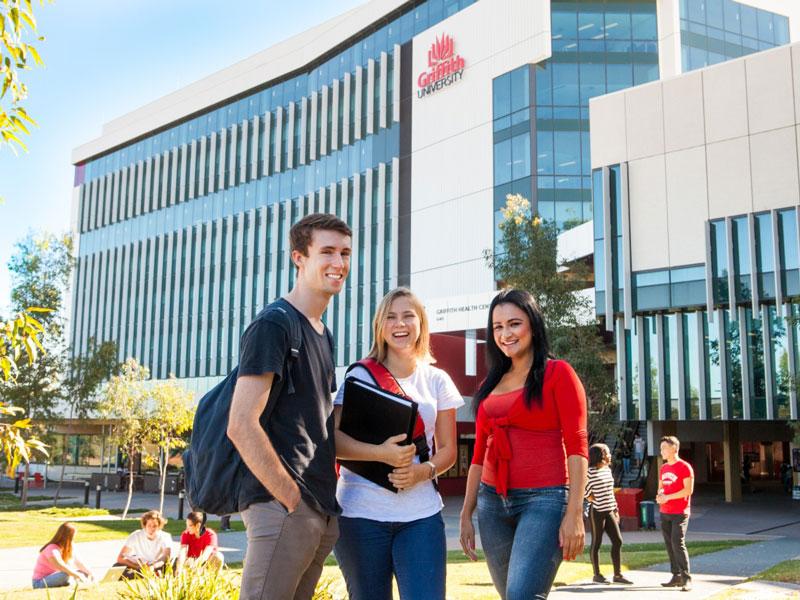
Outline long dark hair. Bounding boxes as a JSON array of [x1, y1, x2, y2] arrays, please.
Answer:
[[473, 289, 552, 414]]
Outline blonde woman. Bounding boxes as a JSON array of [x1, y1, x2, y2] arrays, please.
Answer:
[[333, 287, 463, 600]]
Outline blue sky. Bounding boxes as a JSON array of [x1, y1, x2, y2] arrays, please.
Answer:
[[0, 0, 363, 314]]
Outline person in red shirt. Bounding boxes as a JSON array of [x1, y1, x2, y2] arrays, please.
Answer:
[[657, 435, 694, 592], [176, 512, 224, 572], [459, 289, 588, 599]]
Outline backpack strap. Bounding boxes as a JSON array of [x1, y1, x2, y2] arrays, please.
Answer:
[[262, 298, 303, 402]]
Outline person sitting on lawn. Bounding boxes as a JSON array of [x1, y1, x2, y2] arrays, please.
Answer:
[[175, 511, 224, 572], [114, 510, 173, 578], [32, 522, 94, 589]]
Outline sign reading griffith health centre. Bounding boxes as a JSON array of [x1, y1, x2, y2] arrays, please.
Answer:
[[417, 34, 466, 99]]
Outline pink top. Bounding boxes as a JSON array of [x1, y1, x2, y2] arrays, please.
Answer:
[[32, 544, 61, 580]]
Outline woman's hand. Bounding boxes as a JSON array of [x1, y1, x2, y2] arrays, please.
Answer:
[[379, 433, 415, 467], [459, 513, 479, 561], [388, 463, 427, 490], [558, 508, 585, 561]]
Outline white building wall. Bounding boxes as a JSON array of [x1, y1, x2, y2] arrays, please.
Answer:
[[409, 0, 551, 302], [590, 41, 800, 271]]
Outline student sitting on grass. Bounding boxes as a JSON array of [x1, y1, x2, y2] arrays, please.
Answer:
[[114, 510, 173, 578], [32, 522, 95, 589], [175, 511, 224, 572]]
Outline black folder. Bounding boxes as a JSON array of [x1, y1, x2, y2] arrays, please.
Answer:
[[338, 377, 418, 493]]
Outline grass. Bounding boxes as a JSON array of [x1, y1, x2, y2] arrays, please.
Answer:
[[0, 494, 54, 510], [0, 507, 244, 549], [750, 559, 800, 584], [0, 538, 756, 599]]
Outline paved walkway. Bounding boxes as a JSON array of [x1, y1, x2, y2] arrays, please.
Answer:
[[1, 485, 798, 597]]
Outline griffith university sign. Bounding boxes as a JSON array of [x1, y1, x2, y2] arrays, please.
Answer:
[[417, 34, 466, 99]]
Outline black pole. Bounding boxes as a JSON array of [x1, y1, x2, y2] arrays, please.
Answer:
[[178, 490, 185, 520], [14, 474, 20, 495], [95, 484, 102, 509], [83, 481, 90, 505]]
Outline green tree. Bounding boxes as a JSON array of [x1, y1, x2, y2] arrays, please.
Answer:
[[53, 338, 120, 503], [0, 308, 49, 507], [487, 194, 618, 440], [100, 358, 150, 519], [146, 376, 195, 514], [1, 232, 74, 420], [1, 0, 46, 153]]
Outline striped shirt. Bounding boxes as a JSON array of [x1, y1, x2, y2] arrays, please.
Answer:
[[585, 466, 617, 512]]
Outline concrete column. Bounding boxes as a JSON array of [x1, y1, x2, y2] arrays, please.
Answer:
[[761, 442, 774, 478], [723, 421, 742, 503], [691, 442, 708, 484]]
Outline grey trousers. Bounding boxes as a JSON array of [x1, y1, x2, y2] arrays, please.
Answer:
[[661, 513, 690, 578], [240, 499, 339, 600]]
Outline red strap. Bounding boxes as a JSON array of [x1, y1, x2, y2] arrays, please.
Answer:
[[354, 358, 426, 440]]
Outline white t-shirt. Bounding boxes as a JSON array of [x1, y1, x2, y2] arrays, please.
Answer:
[[334, 363, 464, 522], [123, 529, 173, 563]]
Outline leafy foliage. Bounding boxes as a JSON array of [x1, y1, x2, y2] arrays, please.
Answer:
[[0, 400, 46, 475], [487, 194, 618, 440], [146, 375, 195, 513], [119, 563, 240, 600], [0, 0, 47, 153], [99, 358, 150, 518], [0, 306, 47, 382], [1, 232, 74, 421]]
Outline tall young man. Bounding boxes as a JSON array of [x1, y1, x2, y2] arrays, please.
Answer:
[[227, 213, 352, 600], [657, 435, 695, 592]]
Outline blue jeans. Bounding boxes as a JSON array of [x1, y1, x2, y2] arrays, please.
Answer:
[[334, 512, 446, 600], [32, 571, 70, 589], [477, 483, 567, 600]]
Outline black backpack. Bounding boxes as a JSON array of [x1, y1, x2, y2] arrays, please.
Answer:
[[183, 298, 303, 516]]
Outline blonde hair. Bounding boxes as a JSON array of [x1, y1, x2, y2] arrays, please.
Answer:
[[368, 287, 434, 364]]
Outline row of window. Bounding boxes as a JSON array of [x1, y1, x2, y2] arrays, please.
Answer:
[[79, 53, 398, 234], [80, 0, 476, 182], [620, 305, 796, 422], [679, 0, 788, 72], [71, 164, 396, 376]]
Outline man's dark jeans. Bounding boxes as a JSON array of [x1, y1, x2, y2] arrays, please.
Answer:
[[661, 513, 690, 578]]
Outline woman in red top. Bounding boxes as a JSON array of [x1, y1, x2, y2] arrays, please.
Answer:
[[175, 512, 224, 572], [459, 289, 588, 599]]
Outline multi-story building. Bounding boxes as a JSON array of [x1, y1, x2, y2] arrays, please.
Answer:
[[68, 0, 798, 495]]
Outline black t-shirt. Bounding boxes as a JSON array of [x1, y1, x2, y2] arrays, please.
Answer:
[[236, 300, 339, 516]]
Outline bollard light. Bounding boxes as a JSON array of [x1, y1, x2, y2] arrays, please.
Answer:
[[83, 481, 90, 506], [178, 490, 185, 520], [95, 484, 102, 509]]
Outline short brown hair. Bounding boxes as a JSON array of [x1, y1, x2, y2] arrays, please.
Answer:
[[289, 213, 352, 257], [660, 435, 680, 451], [141, 510, 167, 529]]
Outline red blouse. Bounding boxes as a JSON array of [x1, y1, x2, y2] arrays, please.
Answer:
[[472, 360, 588, 496]]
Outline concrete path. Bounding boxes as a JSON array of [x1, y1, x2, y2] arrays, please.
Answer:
[[551, 537, 800, 599], [2, 485, 798, 597]]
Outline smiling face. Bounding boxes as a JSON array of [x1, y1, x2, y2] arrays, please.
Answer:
[[186, 519, 200, 536], [293, 229, 352, 298], [143, 518, 161, 540], [492, 302, 533, 361], [381, 296, 421, 358], [660, 441, 677, 462]]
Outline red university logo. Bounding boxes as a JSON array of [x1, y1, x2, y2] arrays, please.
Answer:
[[418, 33, 466, 98]]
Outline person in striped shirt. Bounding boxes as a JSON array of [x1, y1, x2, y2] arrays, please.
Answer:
[[585, 443, 632, 585]]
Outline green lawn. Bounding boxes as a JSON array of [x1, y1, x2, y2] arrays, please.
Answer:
[[0, 506, 244, 550], [751, 559, 800, 584], [0, 540, 755, 600]]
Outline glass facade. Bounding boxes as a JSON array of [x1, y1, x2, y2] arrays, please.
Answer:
[[536, 0, 658, 230], [493, 0, 659, 254], [680, 0, 790, 72], [71, 0, 476, 389], [598, 155, 800, 421]]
